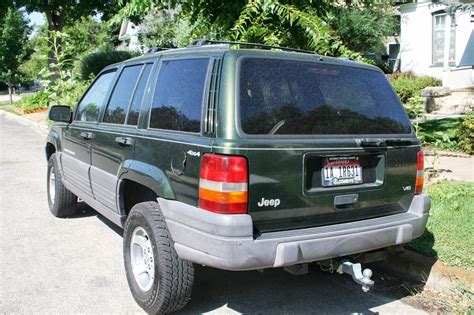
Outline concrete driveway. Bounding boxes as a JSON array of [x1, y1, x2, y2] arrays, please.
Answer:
[[0, 116, 427, 314]]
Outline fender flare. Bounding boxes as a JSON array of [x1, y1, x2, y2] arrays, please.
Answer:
[[118, 160, 176, 200], [46, 128, 61, 159]]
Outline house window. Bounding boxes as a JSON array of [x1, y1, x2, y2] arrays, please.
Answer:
[[432, 14, 446, 66], [448, 16, 456, 66]]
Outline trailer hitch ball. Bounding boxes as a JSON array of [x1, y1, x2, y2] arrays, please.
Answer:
[[361, 269, 373, 292], [336, 261, 375, 292]]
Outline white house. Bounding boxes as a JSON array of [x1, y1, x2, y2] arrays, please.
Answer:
[[399, 1, 473, 89], [117, 19, 141, 51]]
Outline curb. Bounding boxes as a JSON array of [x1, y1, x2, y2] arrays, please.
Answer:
[[373, 249, 474, 292], [0, 109, 49, 135]]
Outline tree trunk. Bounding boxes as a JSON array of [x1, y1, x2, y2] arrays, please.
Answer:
[[7, 83, 13, 105], [45, 9, 65, 82]]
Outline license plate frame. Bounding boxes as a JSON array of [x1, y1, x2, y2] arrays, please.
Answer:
[[321, 156, 363, 187]]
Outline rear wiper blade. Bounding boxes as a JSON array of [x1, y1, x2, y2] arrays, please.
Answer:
[[356, 138, 416, 147], [385, 139, 416, 146], [357, 138, 386, 147]]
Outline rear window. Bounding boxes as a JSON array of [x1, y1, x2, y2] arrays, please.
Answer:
[[239, 58, 411, 135]]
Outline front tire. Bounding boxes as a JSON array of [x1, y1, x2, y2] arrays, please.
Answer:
[[47, 153, 78, 217], [123, 201, 194, 314]]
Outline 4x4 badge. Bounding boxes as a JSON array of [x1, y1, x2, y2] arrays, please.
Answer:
[[186, 150, 200, 157]]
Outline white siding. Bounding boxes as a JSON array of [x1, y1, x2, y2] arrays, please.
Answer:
[[400, 1, 473, 88]]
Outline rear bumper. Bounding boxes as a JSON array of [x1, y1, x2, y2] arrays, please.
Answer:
[[159, 193, 431, 271]]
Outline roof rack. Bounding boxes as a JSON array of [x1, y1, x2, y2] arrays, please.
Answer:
[[145, 47, 171, 54], [188, 39, 319, 55]]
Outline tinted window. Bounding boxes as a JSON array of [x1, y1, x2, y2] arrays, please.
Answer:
[[127, 64, 153, 126], [240, 58, 412, 135], [103, 65, 143, 124], [75, 71, 116, 122], [150, 59, 209, 132]]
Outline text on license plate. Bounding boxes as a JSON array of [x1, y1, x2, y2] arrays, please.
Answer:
[[322, 156, 363, 187]]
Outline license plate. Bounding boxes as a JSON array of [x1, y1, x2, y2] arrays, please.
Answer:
[[322, 156, 363, 187]]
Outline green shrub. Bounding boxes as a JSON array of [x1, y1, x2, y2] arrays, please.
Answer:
[[418, 117, 463, 152], [404, 95, 425, 121], [79, 50, 136, 80], [408, 181, 474, 269], [15, 76, 91, 113], [47, 76, 91, 108], [388, 72, 441, 104], [16, 90, 50, 112], [457, 111, 474, 154]]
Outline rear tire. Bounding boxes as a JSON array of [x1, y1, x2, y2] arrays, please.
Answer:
[[124, 201, 194, 314], [47, 153, 78, 217]]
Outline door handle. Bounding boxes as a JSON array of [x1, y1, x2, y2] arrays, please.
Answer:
[[115, 136, 134, 147], [80, 131, 93, 140]]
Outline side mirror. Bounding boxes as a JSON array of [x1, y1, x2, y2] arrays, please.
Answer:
[[48, 105, 72, 123]]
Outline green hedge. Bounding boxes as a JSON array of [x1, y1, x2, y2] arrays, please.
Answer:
[[458, 111, 474, 154], [79, 50, 136, 80], [15, 90, 50, 112], [388, 72, 442, 104]]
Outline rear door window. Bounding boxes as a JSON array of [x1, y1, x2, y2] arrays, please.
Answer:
[[103, 65, 143, 124], [75, 70, 116, 122], [149, 58, 209, 132], [239, 58, 412, 135]]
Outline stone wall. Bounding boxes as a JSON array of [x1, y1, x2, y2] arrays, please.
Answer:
[[422, 87, 474, 115]]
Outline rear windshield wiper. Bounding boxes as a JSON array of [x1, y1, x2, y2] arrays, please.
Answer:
[[385, 139, 416, 146], [357, 138, 386, 147], [357, 138, 416, 147]]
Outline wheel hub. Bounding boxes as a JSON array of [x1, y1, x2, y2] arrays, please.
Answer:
[[49, 166, 56, 202], [130, 227, 155, 291]]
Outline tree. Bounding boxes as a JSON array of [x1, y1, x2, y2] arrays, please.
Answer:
[[0, 8, 31, 103], [0, 1, 10, 20], [19, 23, 49, 86], [16, 0, 123, 79], [120, 0, 396, 59], [330, 5, 397, 53], [138, 8, 179, 48]]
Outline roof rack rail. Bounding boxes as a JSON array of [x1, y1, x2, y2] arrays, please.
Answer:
[[188, 39, 319, 55], [145, 47, 171, 54]]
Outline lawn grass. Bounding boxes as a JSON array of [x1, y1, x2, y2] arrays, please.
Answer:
[[418, 118, 464, 152], [408, 181, 474, 270]]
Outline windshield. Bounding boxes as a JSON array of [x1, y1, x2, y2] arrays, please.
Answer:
[[239, 58, 412, 135]]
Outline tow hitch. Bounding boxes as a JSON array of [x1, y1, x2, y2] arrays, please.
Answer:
[[319, 259, 375, 292], [337, 261, 374, 292]]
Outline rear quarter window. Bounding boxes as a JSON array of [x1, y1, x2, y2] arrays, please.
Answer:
[[149, 58, 209, 132], [239, 58, 412, 135]]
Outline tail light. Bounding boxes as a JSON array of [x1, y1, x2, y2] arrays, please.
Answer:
[[415, 150, 424, 194], [199, 154, 248, 214]]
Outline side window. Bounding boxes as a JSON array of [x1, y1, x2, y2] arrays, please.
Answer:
[[150, 58, 209, 132], [103, 65, 143, 124], [126, 64, 153, 126], [75, 71, 116, 122]]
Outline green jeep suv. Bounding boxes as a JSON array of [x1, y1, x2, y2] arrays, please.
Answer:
[[46, 40, 430, 314]]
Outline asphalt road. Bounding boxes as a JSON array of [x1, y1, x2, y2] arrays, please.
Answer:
[[0, 116, 427, 314]]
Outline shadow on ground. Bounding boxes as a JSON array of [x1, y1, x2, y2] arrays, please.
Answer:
[[177, 264, 418, 314], [67, 202, 123, 236], [372, 231, 438, 285]]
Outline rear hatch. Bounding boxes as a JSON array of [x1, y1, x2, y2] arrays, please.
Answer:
[[237, 57, 420, 234]]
